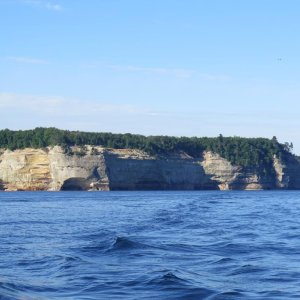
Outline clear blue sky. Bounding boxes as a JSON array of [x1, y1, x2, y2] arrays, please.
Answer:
[[1, 0, 300, 152]]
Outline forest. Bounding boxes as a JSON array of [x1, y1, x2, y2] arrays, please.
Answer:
[[0, 127, 293, 169]]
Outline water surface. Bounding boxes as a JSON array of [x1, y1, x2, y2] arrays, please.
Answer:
[[0, 191, 300, 299]]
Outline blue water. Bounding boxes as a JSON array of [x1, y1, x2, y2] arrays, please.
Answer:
[[0, 191, 300, 299]]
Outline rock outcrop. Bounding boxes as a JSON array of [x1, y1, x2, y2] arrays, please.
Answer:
[[0, 146, 299, 191]]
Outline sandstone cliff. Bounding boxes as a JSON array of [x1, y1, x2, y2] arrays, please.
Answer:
[[0, 146, 299, 191]]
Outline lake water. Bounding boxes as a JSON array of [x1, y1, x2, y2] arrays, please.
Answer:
[[0, 191, 300, 299]]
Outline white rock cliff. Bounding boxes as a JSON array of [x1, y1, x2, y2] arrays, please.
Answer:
[[0, 146, 298, 191]]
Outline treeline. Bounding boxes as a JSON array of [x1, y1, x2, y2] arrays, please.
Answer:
[[0, 127, 293, 168]]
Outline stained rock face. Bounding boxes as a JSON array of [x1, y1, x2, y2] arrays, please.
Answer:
[[0, 148, 51, 191], [0, 146, 299, 191]]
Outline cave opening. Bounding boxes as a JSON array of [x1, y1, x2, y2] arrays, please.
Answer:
[[60, 177, 90, 191]]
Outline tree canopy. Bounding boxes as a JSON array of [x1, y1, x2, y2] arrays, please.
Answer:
[[0, 127, 292, 169]]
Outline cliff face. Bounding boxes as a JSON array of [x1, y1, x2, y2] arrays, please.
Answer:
[[0, 146, 299, 191], [0, 148, 51, 191]]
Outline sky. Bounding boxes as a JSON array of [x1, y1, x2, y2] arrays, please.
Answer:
[[1, 0, 300, 152]]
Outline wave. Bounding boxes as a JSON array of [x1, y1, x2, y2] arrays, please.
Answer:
[[0, 278, 53, 300], [229, 264, 266, 276], [211, 290, 246, 299], [0, 294, 18, 300], [108, 236, 157, 252], [211, 257, 236, 265], [78, 234, 160, 256], [208, 242, 255, 255], [145, 270, 215, 299], [149, 271, 187, 285]]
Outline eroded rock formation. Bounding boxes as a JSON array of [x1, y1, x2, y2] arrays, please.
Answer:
[[0, 146, 299, 191]]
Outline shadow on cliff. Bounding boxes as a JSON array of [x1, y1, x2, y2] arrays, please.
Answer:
[[104, 152, 219, 191], [282, 154, 300, 189]]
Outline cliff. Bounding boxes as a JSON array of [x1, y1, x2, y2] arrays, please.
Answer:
[[0, 146, 300, 191]]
